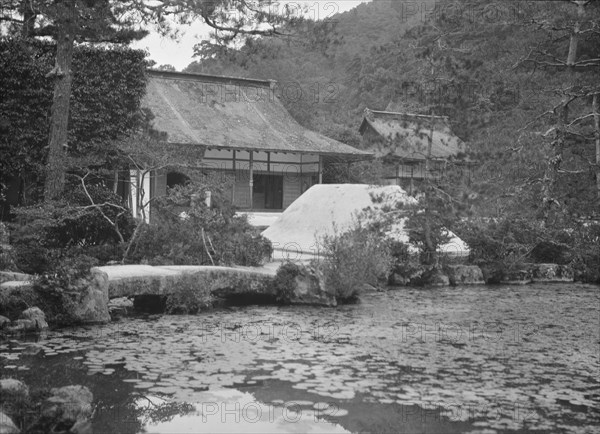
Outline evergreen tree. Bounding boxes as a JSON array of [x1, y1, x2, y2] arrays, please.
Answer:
[[1, 0, 291, 200]]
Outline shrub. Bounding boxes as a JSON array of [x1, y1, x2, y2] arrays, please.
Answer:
[[30, 254, 100, 324], [8, 182, 136, 273], [273, 261, 300, 303], [126, 183, 272, 267], [453, 217, 600, 283], [570, 222, 600, 283], [454, 218, 575, 267], [317, 226, 393, 302], [164, 274, 213, 314]]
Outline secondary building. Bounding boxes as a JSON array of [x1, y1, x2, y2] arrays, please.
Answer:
[[359, 108, 472, 193]]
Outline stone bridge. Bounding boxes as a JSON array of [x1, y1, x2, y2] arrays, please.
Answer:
[[93, 264, 278, 300]]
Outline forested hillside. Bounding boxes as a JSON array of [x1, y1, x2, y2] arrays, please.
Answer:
[[186, 0, 599, 221]]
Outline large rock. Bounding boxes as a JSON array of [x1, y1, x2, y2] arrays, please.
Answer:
[[408, 267, 450, 287], [107, 297, 134, 319], [0, 316, 10, 329], [446, 265, 485, 286], [389, 272, 410, 286], [274, 262, 336, 307], [0, 410, 20, 434], [70, 269, 110, 324], [0, 379, 29, 403], [530, 263, 573, 282], [18, 307, 48, 330], [42, 385, 93, 434], [500, 268, 533, 285], [420, 268, 450, 287]]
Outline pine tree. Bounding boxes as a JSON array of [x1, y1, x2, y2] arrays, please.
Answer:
[[1, 0, 290, 200]]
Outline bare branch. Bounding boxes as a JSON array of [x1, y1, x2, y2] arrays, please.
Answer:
[[74, 172, 126, 244], [566, 113, 595, 128]]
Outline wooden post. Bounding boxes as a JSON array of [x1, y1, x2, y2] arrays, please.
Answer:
[[318, 155, 323, 184], [232, 150, 236, 204], [249, 151, 254, 209], [300, 154, 303, 192]]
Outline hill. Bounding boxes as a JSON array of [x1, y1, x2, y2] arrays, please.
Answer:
[[185, 0, 600, 219]]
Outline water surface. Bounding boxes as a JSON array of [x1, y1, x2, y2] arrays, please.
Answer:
[[1, 283, 598, 433]]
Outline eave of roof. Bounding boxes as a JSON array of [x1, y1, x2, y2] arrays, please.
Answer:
[[147, 68, 275, 88]]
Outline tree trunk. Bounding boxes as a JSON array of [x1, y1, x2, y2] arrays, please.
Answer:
[[542, 1, 585, 221], [423, 114, 437, 266], [44, 0, 75, 200], [594, 93, 600, 201]]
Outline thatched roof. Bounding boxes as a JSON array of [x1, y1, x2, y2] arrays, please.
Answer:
[[142, 70, 372, 159], [359, 109, 466, 162]]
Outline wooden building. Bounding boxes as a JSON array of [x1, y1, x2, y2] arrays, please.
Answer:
[[130, 70, 372, 220], [359, 108, 472, 193]]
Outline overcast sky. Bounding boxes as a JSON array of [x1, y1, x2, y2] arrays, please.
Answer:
[[131, 1, 370, 71]]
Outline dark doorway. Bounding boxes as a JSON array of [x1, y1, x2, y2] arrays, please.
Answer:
[[167, 172, 190, 189], [253, 174, 283, 209]]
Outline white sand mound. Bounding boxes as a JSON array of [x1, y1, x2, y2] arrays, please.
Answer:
[[261, 184, 469, 260]]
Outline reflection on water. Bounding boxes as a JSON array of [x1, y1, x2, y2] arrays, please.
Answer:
[[139, 390, 349, 434], [1, 283, 598, 433]]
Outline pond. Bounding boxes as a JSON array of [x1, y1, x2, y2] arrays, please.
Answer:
[[1, 283, 599, 433]]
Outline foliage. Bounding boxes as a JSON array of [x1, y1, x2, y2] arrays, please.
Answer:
[[273, 261, 301, 304], [31, 254, 99, 324], [387, 239, 422, 280], [0, 251, 99, 323], [453, 217, 600, 283], [164, 274, 213, 314], [0, 38, 148, 204], [8, 182, 135, 273], [568, 222, 600, 284], [2, 1, 296, 199], [317, 226, 393, 302], [0, 283, 38, 320], [454, 218, 565, 267], [126, 181, 272, 267], [191, 0, 600, 220], [403, 184, 461, 266]]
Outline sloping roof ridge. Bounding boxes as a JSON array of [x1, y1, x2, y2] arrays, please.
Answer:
[[366, 108, 449, 120], [147, 68, 276, 88]]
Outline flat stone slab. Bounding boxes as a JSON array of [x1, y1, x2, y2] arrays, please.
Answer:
[[94, 264, 280, 299], [96, 264, 277, 280], [0, 281, 32, 289], [0, 271, 32, 284]]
